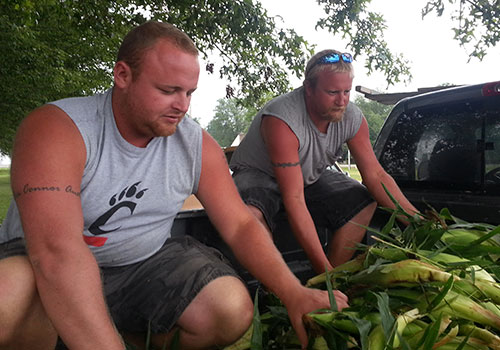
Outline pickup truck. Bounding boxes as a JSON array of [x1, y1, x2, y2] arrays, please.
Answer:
[[373, 80, 500, 225], [173, 80, 500, 291]]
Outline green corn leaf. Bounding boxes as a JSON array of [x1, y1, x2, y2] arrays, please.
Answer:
[[427, 274, 455, 312], [365, 256, 388, 274], [416, 227, 447, 250], [422, 313, 442, 350], [380, 209, 398, 237], [470, 225, 500, 245], [325, 265, 338, 312], [396, 333, 412, 350], [169, 329, 180, 350], [368, 246, 408, 262], [346, 314, 371, 349], [455, 329, 472, 350], [439, 207, 455, 222], [306, 333, 315, 350], [322, 331, 338, 350], [453, 244, 500, 256], [146, 320, 152, 350], [372, 291, 395, 343], [381, 183, 410, 218], [250, 289, 263, 350], [315, 322, 350, 350]]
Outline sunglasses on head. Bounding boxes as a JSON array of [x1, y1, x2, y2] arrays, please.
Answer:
[[315, 52, 353, 65]]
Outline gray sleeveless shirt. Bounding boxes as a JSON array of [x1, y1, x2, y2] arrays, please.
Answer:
[[0, 89, 203, 266], [229, 87, 363, 185]]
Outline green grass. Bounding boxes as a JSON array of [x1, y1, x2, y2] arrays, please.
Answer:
[[0, 168, 12, 224], [339, 164, 361, 182]]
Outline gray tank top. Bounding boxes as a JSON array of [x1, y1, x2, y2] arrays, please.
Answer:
[[0, 89, 203, 266], [230, 87, 363, 185]]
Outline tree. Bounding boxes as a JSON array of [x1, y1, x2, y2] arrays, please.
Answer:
[[422, 0, 500, 60], [1, 0, 312, 156], [336, 96, 390, 163], [205, 98, 257, 148], [1, 0, 498, 156], [354, 96, 392, 145]]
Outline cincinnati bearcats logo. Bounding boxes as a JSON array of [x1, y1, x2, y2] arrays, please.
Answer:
[[84, 182, 148, 247]]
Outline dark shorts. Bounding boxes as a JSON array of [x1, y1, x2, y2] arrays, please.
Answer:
[[232, 168, 375, 233], [0, 235, 240, 334]]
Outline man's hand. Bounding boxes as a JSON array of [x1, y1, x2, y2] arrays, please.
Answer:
[[281, 286, 348, 349]]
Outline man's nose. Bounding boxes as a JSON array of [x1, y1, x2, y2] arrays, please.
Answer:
[[173, 93, 190, 113], [337, 92, 349, 106]]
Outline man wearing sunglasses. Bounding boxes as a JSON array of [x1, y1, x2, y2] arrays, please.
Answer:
[[230, 49, 417, 274]]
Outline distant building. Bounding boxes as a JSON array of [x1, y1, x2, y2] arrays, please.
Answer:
[[231, 133, 246, 147]]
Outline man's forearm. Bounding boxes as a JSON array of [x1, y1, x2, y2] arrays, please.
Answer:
[[224, 218, 305, 298], [365, 173, 418, 215], [283, 200, 332, 273], [31, 246, 124, 350]]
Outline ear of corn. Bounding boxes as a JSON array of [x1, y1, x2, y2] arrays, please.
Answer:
[[458, 324, 500, 350], [392, 308, 422, 348], [227, 201, 500, 349], [306, 251, 367, 287], [367, 324, 385, 350], [419, 290, 500, 331], [432, 324, 458, 349], [454, 277, 500, 304], [348, 259, 458, 287], [482, 302, 500, 318]]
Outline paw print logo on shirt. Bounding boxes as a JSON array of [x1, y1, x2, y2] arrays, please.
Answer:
[[84, 182, 148, 247]]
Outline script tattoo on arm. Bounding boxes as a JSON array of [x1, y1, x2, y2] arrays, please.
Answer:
[[14, 184, 81, 199], [271, 161, 300, 168]]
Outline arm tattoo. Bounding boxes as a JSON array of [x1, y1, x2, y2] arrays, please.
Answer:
[[271, 161, 300, 168], [14, 183, 81, 199]]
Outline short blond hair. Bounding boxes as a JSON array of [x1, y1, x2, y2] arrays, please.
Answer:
[[303, 49, 354, 87]]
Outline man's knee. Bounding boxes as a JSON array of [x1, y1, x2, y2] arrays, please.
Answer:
[[247, 205, 271, 233], [0, 256, 56, 349], [247, 205, 265, 222], [205, 277, 253, 345], [0, 256, 34, 337], [352, 201, 377, 225], [177, 275, 253, 347], [0, 256, 40, 343]]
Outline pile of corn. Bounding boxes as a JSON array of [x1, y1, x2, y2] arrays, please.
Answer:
[[225, 204, 500, 350]]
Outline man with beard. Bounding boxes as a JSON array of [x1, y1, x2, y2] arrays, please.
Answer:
[[230, 49, 417, 274], [0, 23, 345, 350]]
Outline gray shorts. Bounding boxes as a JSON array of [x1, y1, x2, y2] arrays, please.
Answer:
[[232, 168, 375, 233], [0, 235, 240, 334]]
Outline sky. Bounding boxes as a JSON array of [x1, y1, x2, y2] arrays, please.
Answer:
[[189, 0, 500, 127]]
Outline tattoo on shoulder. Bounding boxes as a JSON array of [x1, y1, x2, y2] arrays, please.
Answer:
[[271, 161, 300, 168], [14, 184, 81, 199]]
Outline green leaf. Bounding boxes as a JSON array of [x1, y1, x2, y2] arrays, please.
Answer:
[[146, 320, 151, 349], [169, 329, 181, 350], [250, 289, 263, 350], [422, 314, 442, 350], [346, 315, 372, 349], [455, 327, 473, 350], [325, 265, 338, 312], [372, 292, 395, 343], [427, 274, 454, 312]]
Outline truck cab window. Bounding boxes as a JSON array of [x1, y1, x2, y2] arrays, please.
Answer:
[[379, 100, 500, 192]]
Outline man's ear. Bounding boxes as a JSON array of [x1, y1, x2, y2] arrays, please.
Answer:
[[303, 79, 313, 97], [114, 61, 132, 88]]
